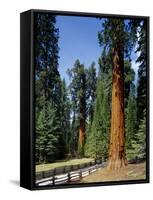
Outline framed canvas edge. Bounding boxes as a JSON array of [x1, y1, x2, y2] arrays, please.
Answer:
[[20, 9, 150, 191]]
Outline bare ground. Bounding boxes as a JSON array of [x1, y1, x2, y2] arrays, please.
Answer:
[[81, 162, 146, 183]]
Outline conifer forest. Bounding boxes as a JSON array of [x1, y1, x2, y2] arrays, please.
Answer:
[[34, 13, 148, 184]]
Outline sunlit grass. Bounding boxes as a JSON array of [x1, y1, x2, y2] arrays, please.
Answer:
[[36, 158, 94, 172]]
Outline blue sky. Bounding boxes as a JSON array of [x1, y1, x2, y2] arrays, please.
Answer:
[[56, 16, 139, 85], [56, 15, 102, 84]]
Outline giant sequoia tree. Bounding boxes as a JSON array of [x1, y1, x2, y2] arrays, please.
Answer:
[[68, 60, 97, 157], [98, 19, 137, 170], [68, 60, 87, 156]]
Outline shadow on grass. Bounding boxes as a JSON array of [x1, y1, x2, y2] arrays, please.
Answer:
[[128, 158, 146, 164]]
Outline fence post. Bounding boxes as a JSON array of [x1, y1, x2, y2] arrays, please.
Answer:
[[68, 172, 71, 182], [80, 170, 82, 179], [52, 176, 55, 185]]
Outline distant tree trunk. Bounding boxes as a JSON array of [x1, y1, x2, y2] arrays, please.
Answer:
[[79, 120, 85, 150], [107, 46, 127, 170], [78, 78, 86, 156]]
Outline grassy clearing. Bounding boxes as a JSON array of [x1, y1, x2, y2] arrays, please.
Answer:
[[81, 162, 146, 182], [36, 158, 94, 172]]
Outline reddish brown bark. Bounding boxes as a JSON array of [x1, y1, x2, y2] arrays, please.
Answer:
[[78, 99, 86, 156], [79, 120, 85, 148], [78, 71, 86, 156], [107, 47, 127, 170]]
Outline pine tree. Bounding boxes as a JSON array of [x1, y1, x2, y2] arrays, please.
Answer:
[[135, 109, 146, 159], [34, 13, 61, 107], [86, 62, 97, 122], [35, 102, 61, 163], [129, 19, 147, 161], [34, 14, 65, 163], [85, 77, 110, 161], [60, 79, 71, 156], [127, 109, 146, 160], [136, 20, 147, 123], [125, 84, 138, 160], [129, 19, 147, 121], [124, 60, 135, 108], [35, 106, 46, 164]]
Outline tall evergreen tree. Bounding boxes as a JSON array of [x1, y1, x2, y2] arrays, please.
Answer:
[[60, 79, 71, 156], [135, 109, 146, 159], [68, 60, 97, 157], [125, 84, 138, 160], [35, 102, 61, 163], [98, 19, 137, 170], [128, 19, 147, 161], [86, 62, 97, 123], [34, 14, 64, 163], [85, 77, 110, 160], [67, 60, 87, 156], [129, 19, 147, 121], [85, 50, 112, 161], [136, 20, 147, 123], [124, 60, 135, 108], [34, 13, 61, 106]]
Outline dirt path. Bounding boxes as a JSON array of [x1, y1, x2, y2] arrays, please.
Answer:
[[81, 162, 146, 183]]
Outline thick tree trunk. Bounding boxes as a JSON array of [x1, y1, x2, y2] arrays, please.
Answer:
[[107, 47, 127, 170]]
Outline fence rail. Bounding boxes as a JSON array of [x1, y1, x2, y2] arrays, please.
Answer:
[[36, 163, 105, 186], [36, 160, 103, 180]]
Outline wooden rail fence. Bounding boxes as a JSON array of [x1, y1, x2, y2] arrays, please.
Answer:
[[36, 162, 104, 186]]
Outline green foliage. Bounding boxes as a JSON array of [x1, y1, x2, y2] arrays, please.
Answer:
[[125, 19, 147, 161], [35, 102, 61, 163], [35, 14, 66, 163], [85, 78, 110, 160], [68, 60, 97, 157], [86, 62, 97, 122], [126, 119, 146, 160], [126, 84, 146, 160], [34, 15, 147, 167], [135, 110, 146, 159], [124, 60, 135, 107], [98, 19, 136, 58], [68, 60, 86, 156], [77, 141, 85, 158], [129, 19, 147, 122], [35, 13, 61, 108], [60, 79, 71, 155], [70, 112, 80, 157], [136, 20, 147, 122], [125, 84, 137, 160]]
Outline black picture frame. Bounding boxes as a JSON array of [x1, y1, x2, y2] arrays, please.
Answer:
[[20, 9, 150, 190]]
